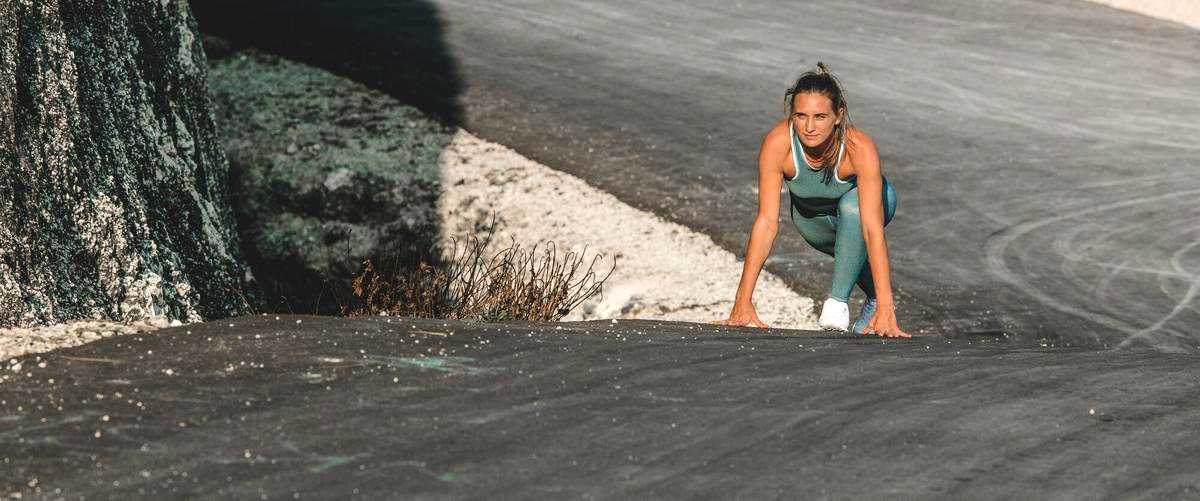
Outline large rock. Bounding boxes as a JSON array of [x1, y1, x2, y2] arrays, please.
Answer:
[[0, 1, 249, 326], [206, 46, 449, 314]]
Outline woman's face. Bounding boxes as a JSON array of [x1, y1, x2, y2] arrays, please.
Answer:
[[791, 92, 841, 148]]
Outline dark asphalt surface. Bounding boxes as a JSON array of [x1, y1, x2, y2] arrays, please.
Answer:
[[192, 0, 1200, 350], [4, 315, 1200, 498]]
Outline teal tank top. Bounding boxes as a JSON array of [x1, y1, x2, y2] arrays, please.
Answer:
[[785, 122, 854, 216]]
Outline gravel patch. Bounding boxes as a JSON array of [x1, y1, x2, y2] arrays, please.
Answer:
[[437, 130, 818, 330], [1086, 0, 1200, 30], [0, 317, 173, 367]]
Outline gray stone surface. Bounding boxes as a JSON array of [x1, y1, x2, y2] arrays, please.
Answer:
[[206, 47, 451, 314], [0, 0, 248, 326]]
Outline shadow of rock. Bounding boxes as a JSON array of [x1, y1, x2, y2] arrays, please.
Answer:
[[205, 41, 454, 315], [191, 0, 464, 127], [192, 0, 465, 315]]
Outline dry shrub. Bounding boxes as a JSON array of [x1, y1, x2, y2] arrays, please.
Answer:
[[342, 219, 615, 322]]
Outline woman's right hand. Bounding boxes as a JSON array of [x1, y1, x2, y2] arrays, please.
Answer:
[[713, 302, 769, 328], [715, 121, 789, 331]]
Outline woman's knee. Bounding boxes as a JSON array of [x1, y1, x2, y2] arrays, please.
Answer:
[[837, 189, 860, 220], [838, 185, 897, 226], [883, 181, 897, 225]]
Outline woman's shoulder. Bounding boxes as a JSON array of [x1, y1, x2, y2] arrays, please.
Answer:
[[840, 124, 878, 153], [767, 117, 791, 139], [844, 124, 876, 150], [760, 118, 792, 153], [844, 124, 879, 163], [842, 125, 883, 179]]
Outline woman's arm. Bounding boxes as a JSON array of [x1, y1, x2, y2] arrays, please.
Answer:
[[734, 129, 786, 305], [715, 124, 788, 327], [848, 130, 909, 338]]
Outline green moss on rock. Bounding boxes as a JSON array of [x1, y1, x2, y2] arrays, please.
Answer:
[[206, 46, 452, 314]]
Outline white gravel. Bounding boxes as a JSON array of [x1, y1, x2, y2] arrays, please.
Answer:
[[0, 316, 173, 365], [1087, 0, 1200, 30], [436, 129, 818, 330]]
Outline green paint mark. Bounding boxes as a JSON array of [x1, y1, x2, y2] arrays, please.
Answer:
[[365, 355, 492, 376], [437, 472, 456, 482], [308, 455, 350, 473]]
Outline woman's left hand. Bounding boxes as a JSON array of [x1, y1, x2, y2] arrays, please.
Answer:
[[863, 303, 910, 338]]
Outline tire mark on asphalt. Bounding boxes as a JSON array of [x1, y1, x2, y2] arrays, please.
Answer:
[[1119, 238, 1200, 349], [1119, 273, 1200, 350], [1169, 237, 1200, 276], [984, 188, 1200, 350]]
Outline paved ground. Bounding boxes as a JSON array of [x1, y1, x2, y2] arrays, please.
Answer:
[[192, 0, 1200, 351], [7, 2, 1194, 498], [4, 315, 1199, 498]]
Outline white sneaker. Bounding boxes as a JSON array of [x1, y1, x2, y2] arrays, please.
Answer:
[[818, 297, 849, 331]]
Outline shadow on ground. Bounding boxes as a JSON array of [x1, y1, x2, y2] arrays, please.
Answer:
[[193, 0, 464, 126]]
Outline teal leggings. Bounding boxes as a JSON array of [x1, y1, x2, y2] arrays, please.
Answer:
[[791, 180, 897, 302]]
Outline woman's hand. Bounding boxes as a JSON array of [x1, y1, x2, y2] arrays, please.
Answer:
[[713, 302, 769, 328], [862, 302, 910, 338]]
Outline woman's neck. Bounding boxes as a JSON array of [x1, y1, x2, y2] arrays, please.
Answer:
[[801, 129, 839, 165]]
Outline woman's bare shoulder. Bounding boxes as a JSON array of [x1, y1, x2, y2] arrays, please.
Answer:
[[845, 125, 877, 151], [760, 118, 791, 153], [844, 125, 883, 179]]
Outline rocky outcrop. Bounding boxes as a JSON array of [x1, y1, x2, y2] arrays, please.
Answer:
[[0, 1, 249, 326], [206, 46, 448, 314]]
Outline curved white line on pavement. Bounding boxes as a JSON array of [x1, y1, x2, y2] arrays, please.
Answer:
[[984, 188, 1200, 351]]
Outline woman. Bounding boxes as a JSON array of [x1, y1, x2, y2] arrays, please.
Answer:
[[714, 62, 908, 338]]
